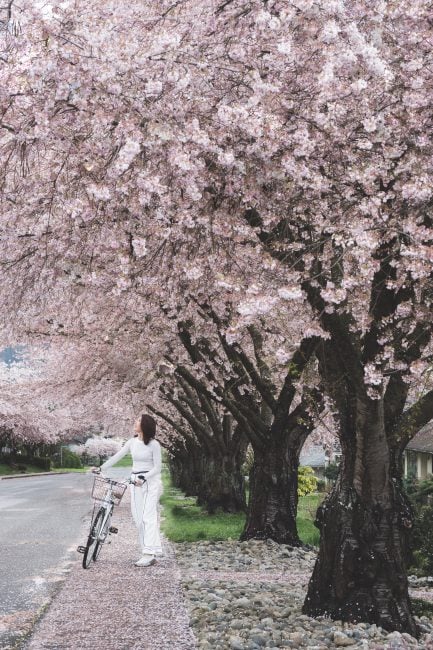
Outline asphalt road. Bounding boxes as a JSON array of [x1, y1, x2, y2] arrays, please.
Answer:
[[0, 469, 128, 649]]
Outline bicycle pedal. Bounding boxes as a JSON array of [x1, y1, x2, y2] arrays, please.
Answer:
[[77, 546, 86, 554], [109, 526, 118, 534]]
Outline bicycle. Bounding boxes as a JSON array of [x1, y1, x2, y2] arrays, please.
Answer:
[[77, 471, 140, 569]]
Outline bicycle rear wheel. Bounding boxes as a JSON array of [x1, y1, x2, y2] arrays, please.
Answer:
[[92, 506, 113, 562], [83, 508, 104, 569]]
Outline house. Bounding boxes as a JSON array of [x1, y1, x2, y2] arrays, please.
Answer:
[[404, 423, 433, 480], [300, 443, 342, 480], [301, 424, 433, 483]]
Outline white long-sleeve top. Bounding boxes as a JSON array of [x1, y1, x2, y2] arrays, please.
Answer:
[[100, 437, 162, 479]]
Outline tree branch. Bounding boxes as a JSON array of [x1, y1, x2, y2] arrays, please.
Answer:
[[394, 389, 433, 448]]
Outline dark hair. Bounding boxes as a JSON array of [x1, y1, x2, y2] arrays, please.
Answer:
[[140, 414, 156, 444]]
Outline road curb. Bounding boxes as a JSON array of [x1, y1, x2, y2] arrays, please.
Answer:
[[0, 470, 91, 480]]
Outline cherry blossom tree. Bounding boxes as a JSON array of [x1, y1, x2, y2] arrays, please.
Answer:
[[150, 395, 247, 514], [74, 436, 122, 463], [163, 303, 326, 543], [2, 0, 433, 634], [0, 340, 140, 459]]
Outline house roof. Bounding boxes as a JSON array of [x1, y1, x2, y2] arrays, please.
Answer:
[[407, 422, 433, 454], [300, 445, 328, 468], [300, 422, 433, 462], [300, 441, 341, 468]]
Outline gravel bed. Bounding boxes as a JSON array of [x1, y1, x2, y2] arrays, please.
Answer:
[[175, 539, 317, 574], [175, 541, 433, 650], [21, 510, 433, 650], [409, 575, 433, 588]]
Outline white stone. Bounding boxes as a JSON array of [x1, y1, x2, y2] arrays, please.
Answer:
[[333, 632, 356, 646], [233, 597, 251, 608]]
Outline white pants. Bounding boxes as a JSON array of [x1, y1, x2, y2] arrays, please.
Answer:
[[129, 475, 163, 556]]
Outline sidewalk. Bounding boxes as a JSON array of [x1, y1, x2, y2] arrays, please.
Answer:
[[24, 496, 196, 650]]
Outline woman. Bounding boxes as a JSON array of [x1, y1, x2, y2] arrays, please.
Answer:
[[97, 414, 163, 567]]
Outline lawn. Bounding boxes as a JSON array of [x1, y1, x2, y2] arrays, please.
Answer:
[[52, 467, 90, 473], [160, 467, 323, 546], [109, 453, 133, 468], [0, 462, 51, 476], [297, 493, 323, 546], [0, 462, 92, 476], [0, 453, 134, 477]]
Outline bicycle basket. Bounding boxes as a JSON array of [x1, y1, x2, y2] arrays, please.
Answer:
[[92, 475, 127, 505]]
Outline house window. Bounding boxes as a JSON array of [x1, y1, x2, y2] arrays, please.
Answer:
[[406, 451, 418, 478]]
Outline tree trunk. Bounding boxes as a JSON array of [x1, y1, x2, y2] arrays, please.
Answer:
[[196, 452, 246, 514], [303, 398, 417, 636], [240, 435, 301, 545], [169, 451, 200, 496]]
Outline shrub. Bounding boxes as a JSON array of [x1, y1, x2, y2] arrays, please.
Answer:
[[410, 502, 433, 576], [316, 479, 327, 493], [82, 453, 100, 467], [403, 471, 419, 496], [409, 477, 433, 504], [408, 479, 433, 576], [32, 456, 51, 471], [324, 461, 340, 482], [2, 454, 51, 471], [298, 466, 318, 497], [53, 448, 83, 469]]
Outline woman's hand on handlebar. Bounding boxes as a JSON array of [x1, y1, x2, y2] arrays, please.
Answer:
[[131, 475, 146, 486]]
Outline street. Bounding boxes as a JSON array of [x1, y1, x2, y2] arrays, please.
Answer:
[[0, 472, 103, 649]]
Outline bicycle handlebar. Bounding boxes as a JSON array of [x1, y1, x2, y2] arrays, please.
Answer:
[[91, 469, 145, 486]]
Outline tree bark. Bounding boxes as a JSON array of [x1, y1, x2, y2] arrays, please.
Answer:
[[168, 449, 200, 497], [303, 397, 417, 636], [196, 452, 246, 513], [240, 435, 301, 545]]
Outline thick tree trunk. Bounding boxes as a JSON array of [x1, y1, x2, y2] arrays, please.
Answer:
[[169, 451, 200, 496], [240, 435, 301, 545], [196, 452, 246, 514], [303, 398, 417, 636]]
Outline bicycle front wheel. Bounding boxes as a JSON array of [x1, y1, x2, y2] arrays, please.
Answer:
[[83, 508, 104, 569], [93, 506, 113, 562]]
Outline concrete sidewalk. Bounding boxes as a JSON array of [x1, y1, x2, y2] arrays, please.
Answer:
[[24, 495, 196, 650]]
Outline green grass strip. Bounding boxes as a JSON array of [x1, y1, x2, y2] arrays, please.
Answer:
[[160, 466, 322, 545]]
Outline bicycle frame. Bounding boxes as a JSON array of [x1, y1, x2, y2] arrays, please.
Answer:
[[93, 484, 115, 541], [78, 473, 131, 568]]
